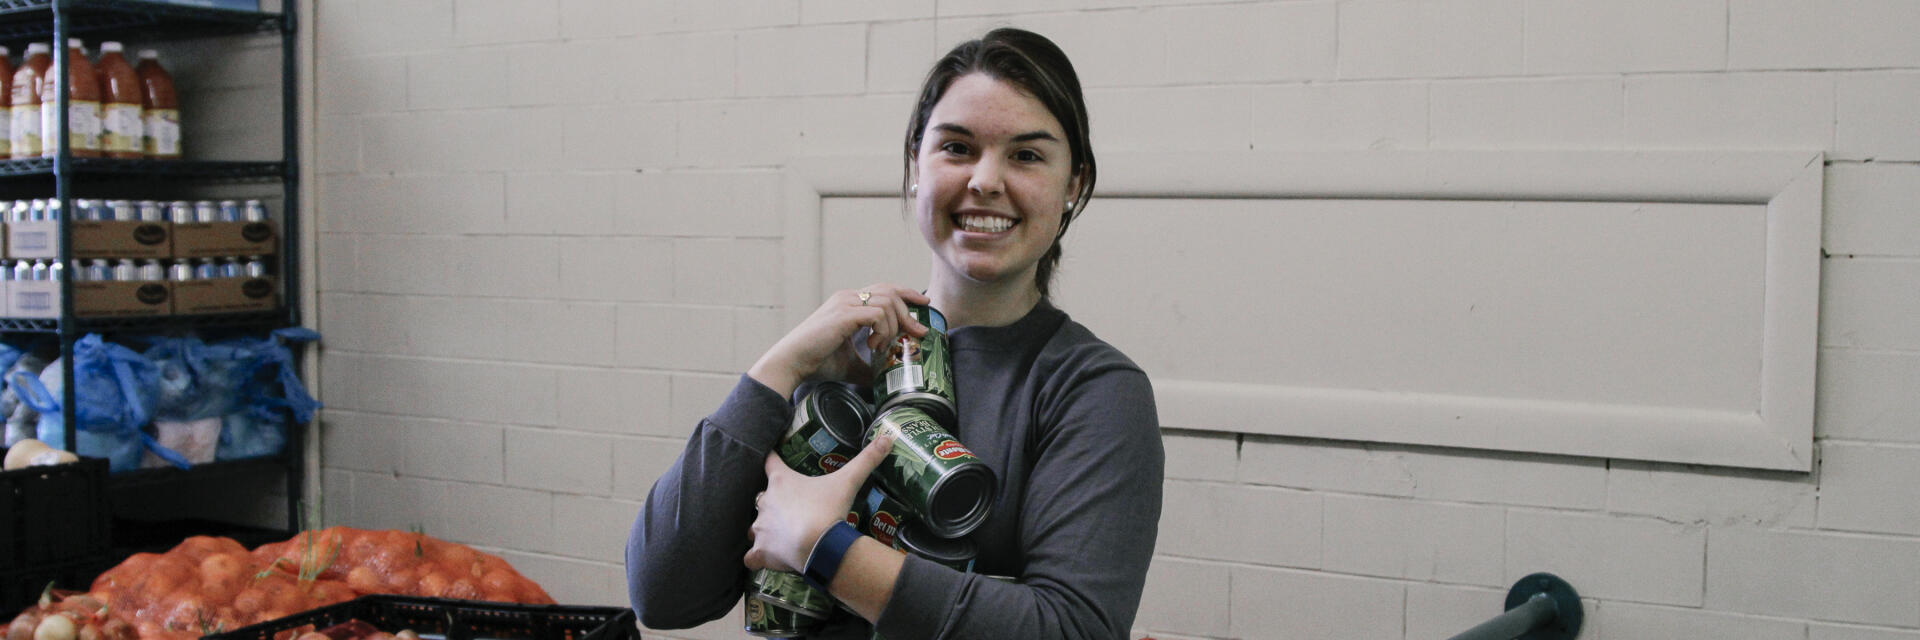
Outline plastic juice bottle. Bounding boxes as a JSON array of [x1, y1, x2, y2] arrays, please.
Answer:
[[135, 49, 178, 160], [0, 46, 13, 159], [95, 41, 141, 159], [41, 38, 102, 158], [9, 43, 48, 159]]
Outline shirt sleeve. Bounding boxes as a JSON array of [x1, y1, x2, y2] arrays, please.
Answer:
[[874, 365, 1164, 640], [625, 375, 792, 629]]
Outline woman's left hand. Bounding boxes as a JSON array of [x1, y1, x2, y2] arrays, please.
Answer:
[[744, 432, 896, 573]]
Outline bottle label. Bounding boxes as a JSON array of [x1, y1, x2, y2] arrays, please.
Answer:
[[145, 108, 180, 157], [11, 104, 40, 158], [69, 101, 102, 151], [101, 103, 141, 154], [0, 105, 12, 157]]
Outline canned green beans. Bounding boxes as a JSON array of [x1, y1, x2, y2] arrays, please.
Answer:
[[743, 594, 820, 637], [848, 482, 914, 548], [777, 383, 871, 477], [872, 304, 956, 426], [865, 405, 997, 538], [749, 568, 836, 620], [892, 521, 977, 572]]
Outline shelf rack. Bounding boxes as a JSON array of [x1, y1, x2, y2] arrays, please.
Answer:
[[0, 0, 302, 540]]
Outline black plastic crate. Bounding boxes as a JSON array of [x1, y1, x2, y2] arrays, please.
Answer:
[[205, 595, 642, 640], [0, 556, 106, 618], [0, 456, 112, 570]]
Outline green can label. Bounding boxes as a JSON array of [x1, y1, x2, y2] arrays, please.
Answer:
[[743, 594, 819, 637], [749, 568, 835, 619], [867, 405, 997, 538], [873, 304, 955, 422], [847, 483, 915, 548], [777, 384, 869, 477]]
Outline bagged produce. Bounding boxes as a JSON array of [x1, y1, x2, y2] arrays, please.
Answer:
[[1, 342, 53, 447], [82, 528, 554, 640], [216, 327, 321, 461], [140, 334, 255, 466], [12, 335, 180, 472]]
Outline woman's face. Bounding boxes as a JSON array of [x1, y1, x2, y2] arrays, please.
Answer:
[[913, 73, 1080, 294]]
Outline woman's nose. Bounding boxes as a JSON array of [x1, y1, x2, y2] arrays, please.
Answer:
[[968, 156, 1005, 197]]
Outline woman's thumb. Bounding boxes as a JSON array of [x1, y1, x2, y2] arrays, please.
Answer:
[[841, 433, 896, 479]]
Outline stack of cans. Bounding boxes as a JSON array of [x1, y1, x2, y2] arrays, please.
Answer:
[[1, 197, 268, 223], [743, 304, 998, 638], [0, 257, 267, 283]]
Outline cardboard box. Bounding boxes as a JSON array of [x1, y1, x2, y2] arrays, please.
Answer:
[[6, 280, 172, 318], [6, 220, 172, 260], [171, 277, 277, 315], [170, 221, 275, 259]]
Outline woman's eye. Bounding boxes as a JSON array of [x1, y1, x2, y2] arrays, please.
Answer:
[[1013, 149, 1044, 163], [941, 141, 971, 155]]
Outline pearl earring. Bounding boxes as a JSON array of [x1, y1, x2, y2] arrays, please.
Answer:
[[910, 184, 918, 196]]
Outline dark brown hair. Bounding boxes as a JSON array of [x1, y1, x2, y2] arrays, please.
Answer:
[[904, 28, 1096, 299]]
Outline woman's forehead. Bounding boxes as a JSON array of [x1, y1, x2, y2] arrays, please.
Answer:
[[926, 73, 1065, 141]]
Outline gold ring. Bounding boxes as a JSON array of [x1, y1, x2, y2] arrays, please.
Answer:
[[858, 291, 872, 305]]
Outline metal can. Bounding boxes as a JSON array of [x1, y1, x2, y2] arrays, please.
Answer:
[[243, 199, 268, 222], [218, 200, 242, 222], [865, 404, 997, 539], [8, 201, 26, 222], [43, 199, 61, 221], [777, 383, 871, 477], [748, 569, 835, 620], [871, 304, 956, 427], [139, 260, 165, 281], [47, 260, 63, 282], [193, 259, 219, 280], [111, 260, 137, 282], [847, 482, 914, 548], [137, 200, 165, 222], [193, 200, 218, 223], [169, 261, 194, 281], [167, 200, 193, 223], [12, 261, 32, 281], [109, 199, 137, 221], [29, 260, 48, 281], [892, 521, 977, 573], [72, 198, 97, 220], [27, 199, 45, 221], [743, 594, 819, 638], [244, 256, 268, 278]]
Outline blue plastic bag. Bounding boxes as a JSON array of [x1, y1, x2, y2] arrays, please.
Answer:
[[214, 328, 321, 461], [143, 335, 254, 423], [14, 335, 181, 472]]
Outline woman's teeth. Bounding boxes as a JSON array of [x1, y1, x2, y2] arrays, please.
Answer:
[[957, 214, 1014, 233]]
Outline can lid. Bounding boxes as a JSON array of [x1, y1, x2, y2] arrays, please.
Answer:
[[893, 521, 977, 565], [810, 383, 872, 448]]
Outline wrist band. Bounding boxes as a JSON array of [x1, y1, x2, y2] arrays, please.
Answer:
[[802, 521, 863, 591]]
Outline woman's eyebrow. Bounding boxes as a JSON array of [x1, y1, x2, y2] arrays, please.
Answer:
[[932, 123, 1061, 144]]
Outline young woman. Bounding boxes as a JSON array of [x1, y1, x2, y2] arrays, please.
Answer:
[[627, 28, 1163, 639]]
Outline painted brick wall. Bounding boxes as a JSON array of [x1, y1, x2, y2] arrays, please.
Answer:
[[309, 1, 1920, 638]]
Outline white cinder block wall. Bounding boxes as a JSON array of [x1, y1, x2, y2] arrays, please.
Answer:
[[307, 1, 1920, 638]]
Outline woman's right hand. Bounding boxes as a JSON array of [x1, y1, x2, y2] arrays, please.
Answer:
[[747, 284, 929, 398]]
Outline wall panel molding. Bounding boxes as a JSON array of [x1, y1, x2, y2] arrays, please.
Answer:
[[784, 151, 1823, 471]]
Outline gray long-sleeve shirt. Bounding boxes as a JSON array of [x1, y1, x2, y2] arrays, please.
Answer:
[[627, 300, 1163, 639]]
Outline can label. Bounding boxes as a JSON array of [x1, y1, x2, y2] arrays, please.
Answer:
[[866, 405, 997, 538], [742, 595, 812, 637], [748, 569, 834, 619], [847, 483, 914, 548], [872, 304, 955, 421], [776, 384, 869, 477]]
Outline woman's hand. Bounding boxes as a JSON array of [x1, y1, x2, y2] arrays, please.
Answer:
[[745, 433, 896, 573], [748, 284, 929, 398]]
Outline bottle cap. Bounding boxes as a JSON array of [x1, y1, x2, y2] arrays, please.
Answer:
[[67, 38, 82, 49], [101, 41, 122, 53], [27, 43, 49, 54], [138, 49, 159, 60], [0, 46, 10, 57]]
